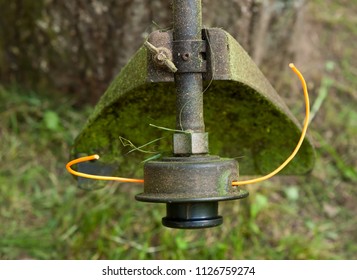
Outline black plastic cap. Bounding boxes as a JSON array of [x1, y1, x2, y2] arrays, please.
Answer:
[[162, 201, 223, 229]]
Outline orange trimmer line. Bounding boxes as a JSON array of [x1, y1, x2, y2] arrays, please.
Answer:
[[232, 63, 310, 186], [66, 63, 309, 187], [66, 154, 144, 183]]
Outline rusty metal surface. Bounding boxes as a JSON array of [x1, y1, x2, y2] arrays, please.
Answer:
[[147, 31, 174, 82], [137, 1, 248, 228], [173, 0, 202, 40], [173, 132, 209, 155], [173, 0, 205, 133], [147, 28, 231, 82], [173, 40, 206, 73], [136, 156, 248, 202], [202, 28, 230, 81]]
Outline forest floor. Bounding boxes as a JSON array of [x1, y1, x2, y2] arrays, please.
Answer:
[[0, 0, 356, 259]]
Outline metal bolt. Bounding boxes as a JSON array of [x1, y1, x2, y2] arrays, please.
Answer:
[[173, 132, 209, 155], [144, 41, 178, 73], [181, 52, 191, 61]]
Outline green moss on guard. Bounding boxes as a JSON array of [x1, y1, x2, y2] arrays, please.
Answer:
[[72, 29, 315, 181]]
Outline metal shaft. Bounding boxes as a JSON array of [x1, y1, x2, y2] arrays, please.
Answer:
[[173, 0, 204, 132]]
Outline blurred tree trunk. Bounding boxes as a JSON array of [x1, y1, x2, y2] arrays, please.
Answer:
[[0, 0, 305, 104]]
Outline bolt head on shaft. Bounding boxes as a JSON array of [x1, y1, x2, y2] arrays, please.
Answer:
[[173, 132, 209, 155]]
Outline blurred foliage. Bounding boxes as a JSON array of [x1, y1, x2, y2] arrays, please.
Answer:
[[0, 0, 48, 87], [0, 0, 172, 104], [0, 0, 304, 104]]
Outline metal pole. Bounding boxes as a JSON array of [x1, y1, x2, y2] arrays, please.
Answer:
[[137, 0, 249, 228], [173, 0, 204, 133]]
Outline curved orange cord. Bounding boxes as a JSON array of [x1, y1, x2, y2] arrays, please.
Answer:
[[66, 154, 144, 183], [232, 63, 310, 186]]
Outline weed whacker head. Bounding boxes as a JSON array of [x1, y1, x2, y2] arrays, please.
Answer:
[[70, 25, 315, 228], [72, 28, 315, 177]]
